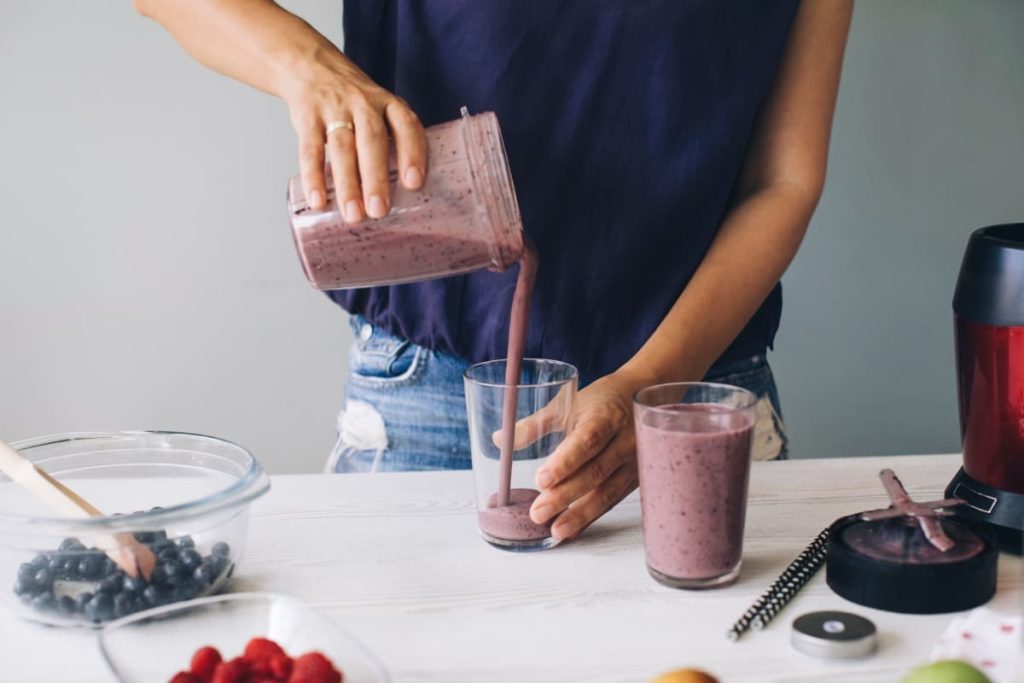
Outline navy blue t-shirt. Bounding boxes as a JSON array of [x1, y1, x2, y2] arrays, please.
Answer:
[[336, 1, 799, 385]]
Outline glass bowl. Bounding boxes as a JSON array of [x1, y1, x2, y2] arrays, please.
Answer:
[[99, 592, 389, 682], [0, 431, 270, 627]]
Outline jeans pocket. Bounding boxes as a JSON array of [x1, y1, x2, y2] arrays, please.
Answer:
[[347, 318, 428, 388], [707, 360, 789, 461]]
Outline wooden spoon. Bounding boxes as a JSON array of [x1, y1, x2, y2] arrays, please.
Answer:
[[0, 438, 156, 580]]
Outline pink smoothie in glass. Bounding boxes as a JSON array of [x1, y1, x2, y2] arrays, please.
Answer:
[[635, 404, 753, 582], [478, 488, 551, 540]]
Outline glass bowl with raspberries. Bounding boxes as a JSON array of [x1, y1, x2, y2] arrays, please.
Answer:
[[0, 431, 270, 627], [99, 592, 388, 683]]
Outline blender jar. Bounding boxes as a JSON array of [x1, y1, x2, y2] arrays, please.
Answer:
[[287, 109, 524, 290]]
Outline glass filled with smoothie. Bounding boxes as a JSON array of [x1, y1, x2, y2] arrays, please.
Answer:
[[464, 359, 577, 551], [633, 382, 756, 588]]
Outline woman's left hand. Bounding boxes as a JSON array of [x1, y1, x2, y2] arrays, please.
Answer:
[[526, 371, 644, 540]]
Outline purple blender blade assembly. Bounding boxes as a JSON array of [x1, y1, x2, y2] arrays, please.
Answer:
[[826, 469, 998, 614]]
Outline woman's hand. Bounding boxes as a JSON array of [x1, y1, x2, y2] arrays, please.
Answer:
[[282, 52, 426, 220], [526, 371, 645, 541]]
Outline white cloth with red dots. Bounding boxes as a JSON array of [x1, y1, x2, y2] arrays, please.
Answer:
[[930, 608, 1021, 683]]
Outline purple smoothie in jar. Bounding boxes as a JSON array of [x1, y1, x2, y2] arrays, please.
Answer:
[[633, 384, 756, 589], [286, 109, 523, 290]]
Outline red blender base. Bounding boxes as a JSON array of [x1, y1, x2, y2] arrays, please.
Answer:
[[946, 468, 1024, 554]]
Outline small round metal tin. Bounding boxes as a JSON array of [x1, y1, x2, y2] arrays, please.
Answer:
[[791, 611, 877, 660]]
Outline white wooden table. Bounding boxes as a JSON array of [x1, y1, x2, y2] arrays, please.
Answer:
[[1, 454, 1020, 682]]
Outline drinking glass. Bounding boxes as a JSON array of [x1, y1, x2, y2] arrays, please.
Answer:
[[464, 359, 577, 551]]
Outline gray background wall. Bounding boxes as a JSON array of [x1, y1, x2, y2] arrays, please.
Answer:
[[1, 2, 1022, 473]]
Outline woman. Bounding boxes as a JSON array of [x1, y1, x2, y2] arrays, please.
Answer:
[[136, 0, 853, 541]]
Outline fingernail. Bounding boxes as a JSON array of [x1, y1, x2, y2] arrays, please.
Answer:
[[368, 195, 388, 217], [309, 189, 324, 209], [344, 200, 362, 223], [404, 166, 423, 188], [536, 469, 554, 489], [531, 504, 553, 524], [552, 519, 573, 539]]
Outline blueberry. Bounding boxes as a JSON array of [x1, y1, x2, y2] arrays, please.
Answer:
[[98, 573, 124, 594], [49, 557, 68, 576], [75, 591, 94, 613], [58, 558, 80, 580], [176, 536, 195, 550], [58, 538, 85, 553], [158, 546, 179, 562], [179, 549, 202, 571], [169, 572, 194, 588], [211, 542, 230, 558], [84, 593, 114, 622], [211, 555, 230, 578], [142, 585, 169, 607], [100, 558, 117, 576], [171, 584, 198, 602], [56, 596, 76, 615], [113, 593, 134, 618], [151, 530, 168, 543], [78, 554, 103, 579], [32, 591, 56, 612], [149, 565, 169, 585], [133, 531, 156, 544], [33, 568, 54, 590], [17, 563, 35, 582], [29, 553, 50, 569], [193, 562, 216, 586], [122, 575, 145, 595], [150, 539, 175, 557], [13, 575, 36, 596]]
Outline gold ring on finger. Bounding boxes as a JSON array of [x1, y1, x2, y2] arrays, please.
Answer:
[[325, 120, 354, 135]]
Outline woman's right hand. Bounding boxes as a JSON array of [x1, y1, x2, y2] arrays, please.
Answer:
[[281, 51, 427, 220]]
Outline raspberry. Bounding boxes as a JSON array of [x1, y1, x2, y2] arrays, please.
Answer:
[[169, 673, 202, 683], [288, 652, 342, 683], [269, 654, 293, 680], [210, 657, 251, 683], [243, 637, 287, 664], [190, 646, 223, 682]]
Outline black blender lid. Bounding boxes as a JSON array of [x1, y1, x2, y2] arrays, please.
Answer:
[[825, 470, 998, 614], [953, 222, 1024, 325]]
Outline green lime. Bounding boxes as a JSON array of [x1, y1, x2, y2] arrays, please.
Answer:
[[901, 660, 992, 683]]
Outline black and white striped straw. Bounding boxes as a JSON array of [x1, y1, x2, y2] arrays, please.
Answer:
[[726, 527, 831, 641]]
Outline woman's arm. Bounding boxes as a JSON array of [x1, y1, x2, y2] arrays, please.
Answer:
[[134, 0, 426, 219], [531, 0, 855, 540]]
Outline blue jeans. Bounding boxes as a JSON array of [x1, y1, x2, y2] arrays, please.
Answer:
[[327, 315, 789, 473]]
